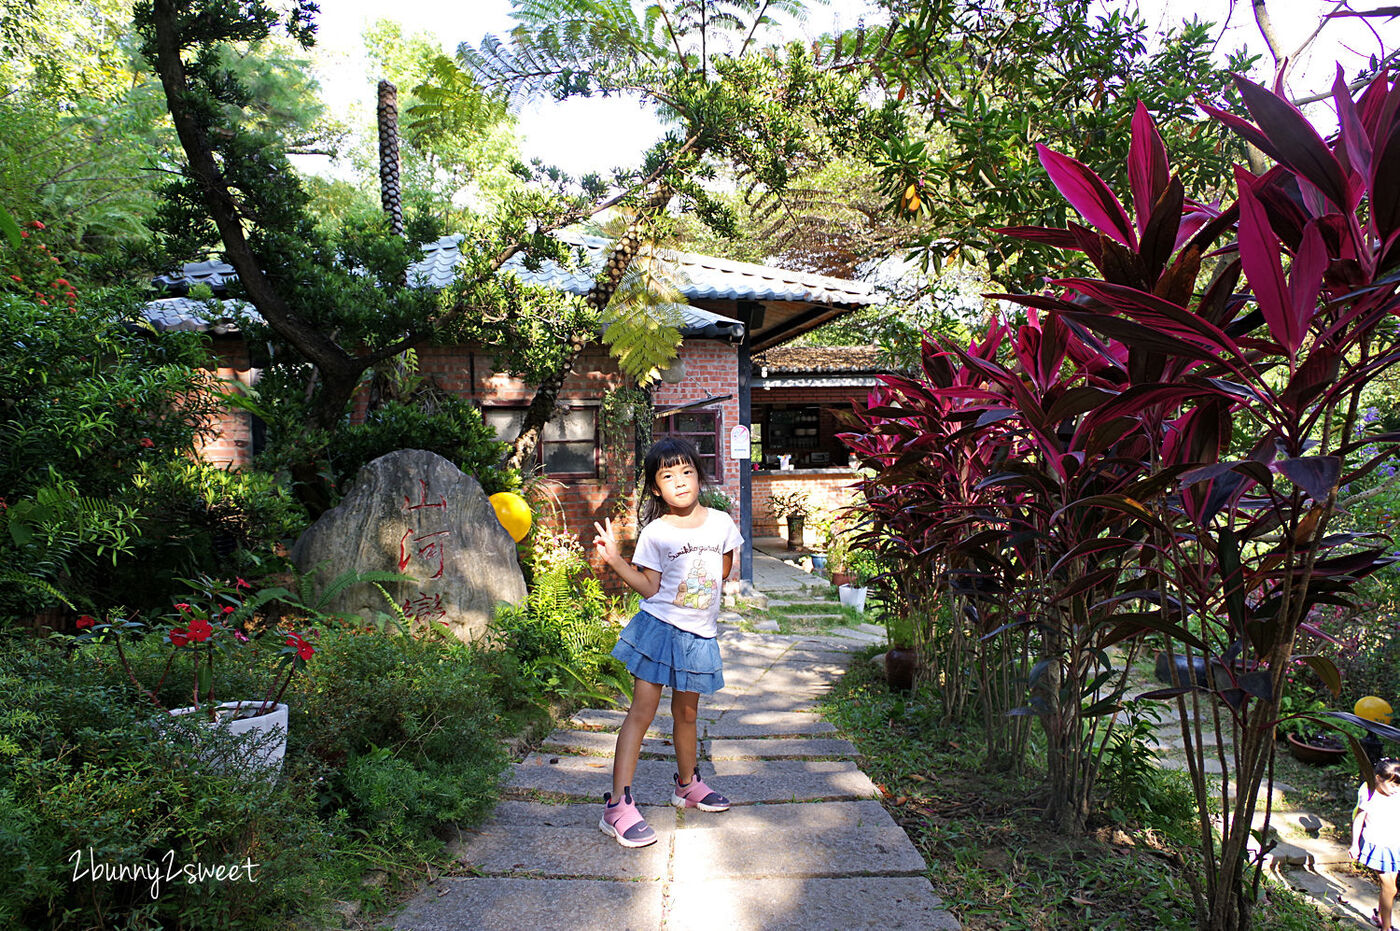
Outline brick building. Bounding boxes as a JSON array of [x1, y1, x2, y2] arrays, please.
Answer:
[[142, 233, 881, 586]]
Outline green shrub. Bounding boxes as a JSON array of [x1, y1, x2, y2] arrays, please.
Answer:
[[330, 398, 512, 495], [490, 526, 628, 705], [0, 635, 337, 929], [288, 627, 508, 841]]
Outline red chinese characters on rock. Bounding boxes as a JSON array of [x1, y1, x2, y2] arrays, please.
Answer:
[[400, 592, 447, 624], [397, 477, 453, 624]]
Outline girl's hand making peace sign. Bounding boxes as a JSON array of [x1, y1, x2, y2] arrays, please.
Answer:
[[593, 517, 621, 564]]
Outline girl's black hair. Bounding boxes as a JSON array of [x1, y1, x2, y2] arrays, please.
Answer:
[[638, 437, 708, 526]]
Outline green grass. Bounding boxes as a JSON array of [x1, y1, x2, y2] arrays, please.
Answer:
[[820, 650, 1340, 931]]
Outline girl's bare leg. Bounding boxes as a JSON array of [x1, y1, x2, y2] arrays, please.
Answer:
[[613, 680, 662, 798], [1381, 872, 1397, 930], [672, 690, 700, 781]]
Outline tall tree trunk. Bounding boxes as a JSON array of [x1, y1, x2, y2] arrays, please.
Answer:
[[504, 183, 675, 473]]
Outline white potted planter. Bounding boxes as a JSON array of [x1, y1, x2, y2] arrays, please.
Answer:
[[167, 701, 289, 775], [838, 584, 867, 612]]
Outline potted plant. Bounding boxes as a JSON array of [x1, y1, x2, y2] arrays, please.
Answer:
[[768, 490, 814, 550], [838, 548, 881, 611], [69, 575, 316, 775], [884, 614, 917, 691], [825, 524, 854, 586]]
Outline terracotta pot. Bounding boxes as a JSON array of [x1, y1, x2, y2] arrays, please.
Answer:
[[1285, 732, 1348, 766], [885, 647, 916, 692], [830, 571, 852, 588]]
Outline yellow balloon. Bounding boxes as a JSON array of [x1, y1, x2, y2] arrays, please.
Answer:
[[489, 492, 532, 542], [1355, 696, 1393, 725]]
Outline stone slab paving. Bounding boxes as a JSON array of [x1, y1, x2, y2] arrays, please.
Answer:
[[394, 578, 960, 931], [666, 877, 959, 931], [448, 801, 676, 879], [710, 737, 858, 759], [393, 877, 663, 931], [543, 729, 686, 759], [708, 711, 838, 737], [672, 800, 925, 877]]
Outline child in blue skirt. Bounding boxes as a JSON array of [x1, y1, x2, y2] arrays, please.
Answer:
[[592, 437, 743, 847], [1353, 758, 1400, 929]]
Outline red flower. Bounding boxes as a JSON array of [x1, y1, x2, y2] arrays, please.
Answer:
[[173, 602, 190, 611], [235, 577, 250, 590], [169, 627, 190, 647], [26, 220, 44, 230], [286, 633, 315, 661], [186, 618, 213, 642], [76, 615, 96, 629], [139, 438, 155, 449], [52, 278, 69, 287], [222, 605, 235, 614], [7, 275, 19, 283]]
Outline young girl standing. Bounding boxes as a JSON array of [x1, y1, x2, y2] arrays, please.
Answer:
[[592, 437, 743, 848], [1352, 759, 1400, 930]]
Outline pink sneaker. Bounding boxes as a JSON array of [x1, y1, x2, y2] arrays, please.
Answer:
[[671, 768, 730, 812], [599, 787, 657, 848]]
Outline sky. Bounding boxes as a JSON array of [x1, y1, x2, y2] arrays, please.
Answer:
[[303, 0, 1387, 179]]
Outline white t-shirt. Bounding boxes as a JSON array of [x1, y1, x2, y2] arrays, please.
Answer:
[[1359, 784, 1400, 846], [632, 508, 744, 638]]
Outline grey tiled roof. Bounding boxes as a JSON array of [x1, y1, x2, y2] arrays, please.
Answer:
[[416, 232, 877, 306], [143, 231, 873, 336], [141, 297, 260, 335]]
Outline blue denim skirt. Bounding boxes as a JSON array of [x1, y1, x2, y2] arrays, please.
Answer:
[[611, 610, 724, 694]]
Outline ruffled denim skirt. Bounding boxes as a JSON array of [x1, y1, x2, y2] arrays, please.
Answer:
[[611, 610, 724, 694]]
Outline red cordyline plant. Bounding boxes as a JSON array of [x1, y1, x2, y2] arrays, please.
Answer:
[[845, 68, 1400, 929]]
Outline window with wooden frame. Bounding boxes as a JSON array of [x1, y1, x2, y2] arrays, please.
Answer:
[[655, 409, 722, 481], [483, 404, 599, 477]]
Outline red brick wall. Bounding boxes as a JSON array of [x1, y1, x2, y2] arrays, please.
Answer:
[[194, 339, 255, 469]]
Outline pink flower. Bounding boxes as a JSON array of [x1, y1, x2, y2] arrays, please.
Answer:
[[173, 603, 190, 612], [234, 630, 249, 643], [235, 578, 250, 590]]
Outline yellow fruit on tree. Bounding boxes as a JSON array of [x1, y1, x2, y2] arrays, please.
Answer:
[[489, 492, 532, 542], [1355, 695, 1393, 724]]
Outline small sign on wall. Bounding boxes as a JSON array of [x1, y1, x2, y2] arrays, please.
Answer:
[[729, 424, 751, 459]]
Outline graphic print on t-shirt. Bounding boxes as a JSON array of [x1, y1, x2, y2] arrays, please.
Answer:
[[673, 559, 716, 611]]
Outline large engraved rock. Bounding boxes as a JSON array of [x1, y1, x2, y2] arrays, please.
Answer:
[[291, 450, 526, 642]]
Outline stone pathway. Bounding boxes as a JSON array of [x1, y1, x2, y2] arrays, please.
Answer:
[[392, 607, 960, 930], [1128, 665, 1377, 927]]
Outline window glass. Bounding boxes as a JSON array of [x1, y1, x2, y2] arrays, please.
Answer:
[[657, 409, 720, 480], [484, 406, 597, 476]]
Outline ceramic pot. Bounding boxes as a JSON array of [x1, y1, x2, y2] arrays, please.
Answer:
[[167, 701, 289, 774], [785, 515, 805, 550], [885, 647, 916, 692], [838, 584, 867, 612]]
